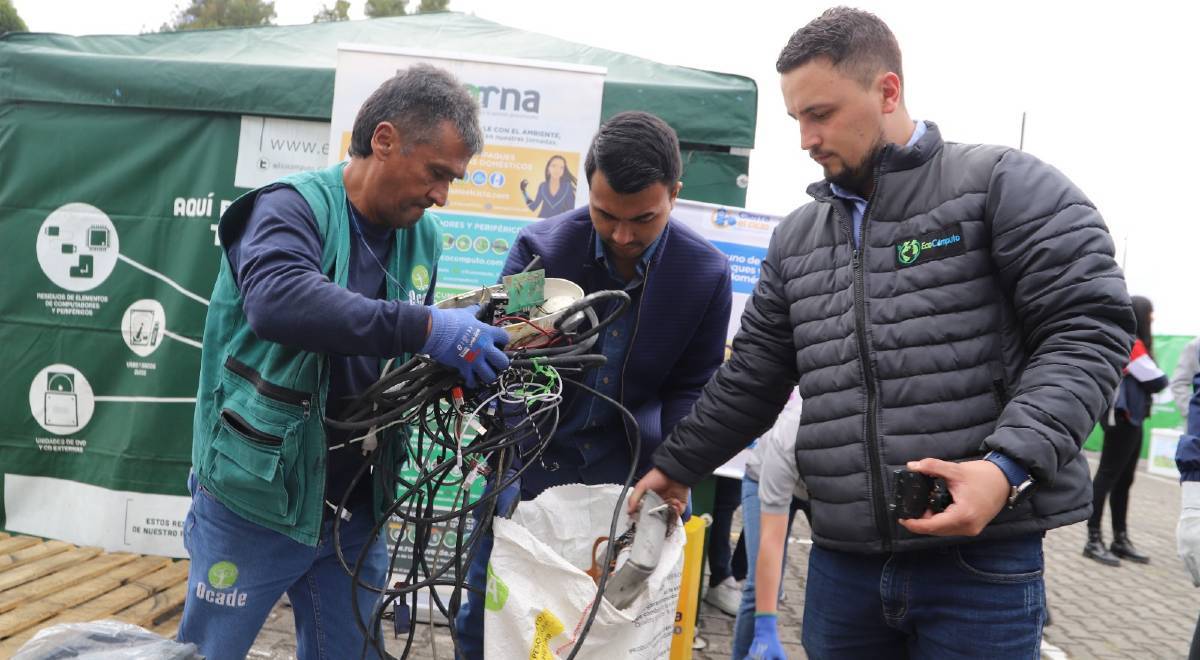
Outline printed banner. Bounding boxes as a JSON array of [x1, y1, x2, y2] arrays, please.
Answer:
[[0, 103, 247, 552], [329, 45, 605, 222], [672, 200, 782, 481], [672, 200, 782, 343]]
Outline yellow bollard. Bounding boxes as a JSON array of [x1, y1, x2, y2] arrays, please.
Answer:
[[669, 515, 707, 660]]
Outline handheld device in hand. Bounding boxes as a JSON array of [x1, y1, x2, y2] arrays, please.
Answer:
[[890, 469, 953, 520]]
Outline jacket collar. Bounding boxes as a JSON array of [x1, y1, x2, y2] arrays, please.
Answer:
[[807, 120, 944, 203]]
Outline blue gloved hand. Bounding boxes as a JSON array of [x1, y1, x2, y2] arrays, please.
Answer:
[[748, 613, 786, 660], [422, 305, 510, 388]]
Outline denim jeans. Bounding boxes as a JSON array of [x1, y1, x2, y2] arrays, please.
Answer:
[[802, 533, 1046, 659], [708, 475, 743, 586], [178, 475, 389, 659], [453, 518, 492, 660], [731, 478, 805, 659]]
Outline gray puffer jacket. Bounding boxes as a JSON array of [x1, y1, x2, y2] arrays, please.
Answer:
[[654, 122, 1134, 553]]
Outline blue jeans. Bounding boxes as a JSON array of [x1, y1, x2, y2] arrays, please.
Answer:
[[452, 473, 518, 660], [454, 527, 491, 660], [802, 533, 1046, 659], [731, 478, 805, 659], [178, 475, 389, 659], [708, 476, 743, 586]]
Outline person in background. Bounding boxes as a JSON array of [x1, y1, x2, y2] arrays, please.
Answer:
[[1170, 336, 1200, 416], [731, 390, 807, 659], [1085, 295, 1168, 565], [704, 475, 747, 616], [1176, 372, 1200, 660]]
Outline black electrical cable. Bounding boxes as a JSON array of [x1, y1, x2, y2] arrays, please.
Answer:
[[323, 287, 641, 659]]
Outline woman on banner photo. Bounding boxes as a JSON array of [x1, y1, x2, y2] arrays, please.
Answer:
[[521, 154, 577, 218]]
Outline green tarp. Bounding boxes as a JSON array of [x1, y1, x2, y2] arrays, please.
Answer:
[[1, 12, 756, 172], [0, 12, 757, 533]]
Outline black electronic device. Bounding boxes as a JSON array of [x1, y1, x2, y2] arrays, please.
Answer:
[[890, 468, 954, 520]]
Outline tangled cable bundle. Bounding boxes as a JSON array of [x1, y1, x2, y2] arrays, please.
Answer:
[[320, 289, 640, 659]]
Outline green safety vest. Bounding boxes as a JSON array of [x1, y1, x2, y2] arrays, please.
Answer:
[[191, 162, 441, 545]]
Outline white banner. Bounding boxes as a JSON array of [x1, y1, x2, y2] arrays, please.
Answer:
[[235, 115, 332, 189], [673, 199, 782, 342], [329, 45, 605, 226], [4, 474, 190, 557], [673, 200, 783, 481]]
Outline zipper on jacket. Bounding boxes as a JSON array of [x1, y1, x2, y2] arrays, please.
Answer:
[[843, 164, 892, 549], [224, 355, 312, 408]]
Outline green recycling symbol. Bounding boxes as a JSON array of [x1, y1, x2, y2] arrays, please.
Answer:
[[898, 239, 922, 265], [208, 561, 239, 589], [411, 265, 431, 291]]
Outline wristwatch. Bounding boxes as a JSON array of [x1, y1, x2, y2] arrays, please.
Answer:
[[1006, 474, 1037, 508], [984, 450, 1037, 509]]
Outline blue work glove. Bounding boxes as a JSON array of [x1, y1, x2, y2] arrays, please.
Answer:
[[748, 613, 786, 660], [422, 305, 510, 388]]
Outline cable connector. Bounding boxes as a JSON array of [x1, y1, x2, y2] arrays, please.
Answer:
[[463, 459, 489, 490]]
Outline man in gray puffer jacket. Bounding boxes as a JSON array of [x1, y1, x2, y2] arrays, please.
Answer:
[[631, 7, 1134, 659]]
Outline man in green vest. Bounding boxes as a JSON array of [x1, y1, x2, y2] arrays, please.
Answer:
[[178, 63, 510, 659]]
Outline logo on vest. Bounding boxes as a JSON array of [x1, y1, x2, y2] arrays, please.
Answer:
[[408, 264, 431, 305], [197, 560, 248, 608], [895, 224, 967, 267], [411, 265, 431, 291]]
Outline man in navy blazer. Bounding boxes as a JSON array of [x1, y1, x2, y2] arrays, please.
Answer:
[[453, 111, 733, 658]]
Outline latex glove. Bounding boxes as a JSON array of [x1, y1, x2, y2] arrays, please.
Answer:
[[748, 613, 787, 660], [422, 305, 510, 388], [1179, 481, 1200, 587]]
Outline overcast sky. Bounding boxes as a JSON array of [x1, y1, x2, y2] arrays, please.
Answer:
[[13, 0, 1200, 333]]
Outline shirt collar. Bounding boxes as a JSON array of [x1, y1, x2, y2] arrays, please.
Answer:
[[594, 230, 662, 282], [829, 120, 926, 204]]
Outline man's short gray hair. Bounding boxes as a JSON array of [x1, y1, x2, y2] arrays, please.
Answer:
[[348, 63, 483, 158]]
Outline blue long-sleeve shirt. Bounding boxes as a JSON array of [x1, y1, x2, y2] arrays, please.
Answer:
[[1178, 373, 1200, 483], [226, 185, 435, 513]]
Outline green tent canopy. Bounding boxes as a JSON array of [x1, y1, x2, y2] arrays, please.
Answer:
[[0, 12, 757, 203], [0, 13, 757, 534]]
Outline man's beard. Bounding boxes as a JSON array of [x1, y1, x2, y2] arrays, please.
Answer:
[[826, 139, 887, 197]]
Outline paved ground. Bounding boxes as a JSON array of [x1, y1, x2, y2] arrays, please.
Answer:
[[251, 456, 1198, 659]]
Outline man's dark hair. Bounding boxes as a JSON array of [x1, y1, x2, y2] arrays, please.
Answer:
[[348, 63, 483, 158], [776, 7, 902, 88], [584, 111, 682, 194]]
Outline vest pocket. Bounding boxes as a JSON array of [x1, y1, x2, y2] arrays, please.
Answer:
[[203, 373, 306, 526], [211, 417, 289, 518]]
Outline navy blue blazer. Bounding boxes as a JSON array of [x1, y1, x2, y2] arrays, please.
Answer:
[[500, 206, 732, 492]]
